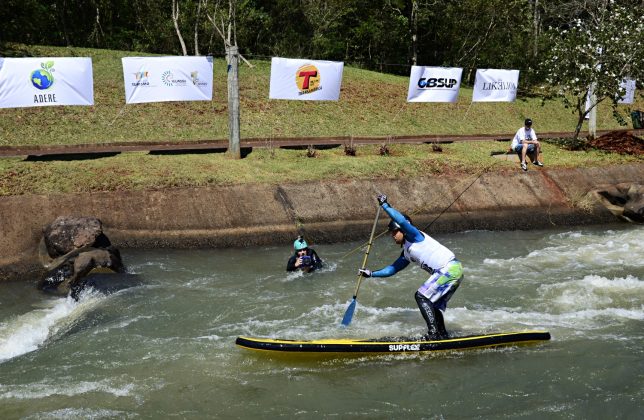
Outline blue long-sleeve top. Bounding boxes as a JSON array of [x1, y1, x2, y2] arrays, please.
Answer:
[[371, 203, 424, 278]]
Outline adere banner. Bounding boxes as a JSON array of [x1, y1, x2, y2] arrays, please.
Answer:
[[407, 66, 463, 103], [472, 69, 520, 102], [269, 57, 344, 101], [122, 56, 213, 104], [0, 57, 94, 108]]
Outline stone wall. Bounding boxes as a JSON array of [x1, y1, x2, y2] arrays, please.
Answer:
[[1, 163, 642, 281]]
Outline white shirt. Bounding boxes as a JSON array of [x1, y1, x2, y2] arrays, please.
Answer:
[[403, 232, 455, 273], [511, 127, 537, 149]]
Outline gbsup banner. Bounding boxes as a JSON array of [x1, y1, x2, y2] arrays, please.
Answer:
[[269, 57, 344, 101], [0, 57, 94, 108], [407, 66, 462, 103], [122, 56, 213, 104], [472, 69, 519, 102]]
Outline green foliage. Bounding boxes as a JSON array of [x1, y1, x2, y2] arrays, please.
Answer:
[[0, 0, 541, 80], [540, 0, 644, 139]]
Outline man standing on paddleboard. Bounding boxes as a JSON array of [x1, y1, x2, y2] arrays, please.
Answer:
[[358, 194, 463, 340]]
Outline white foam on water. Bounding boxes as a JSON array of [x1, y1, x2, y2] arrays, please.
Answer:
[[279, 261, 337, 283], [317, 261, 338, 273], [538, 274, 644, 311], [22, 408, 135, 420], [0, 379, 136, 400], [446, 303, 643, 339], [229, 300, 421, 340], [184, 274, 219, 288], [92, 314, 155, 335], [126, 259, 172, 274], [483, 228, 644, 271], [0, 289, 104, 363], [284, 270, 306, 282], [232, 292, 643, 342]]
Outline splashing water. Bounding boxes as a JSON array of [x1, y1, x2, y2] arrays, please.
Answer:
[[0, 225, 642, 418]]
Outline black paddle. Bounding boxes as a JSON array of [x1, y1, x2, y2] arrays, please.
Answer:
[[341, 205, 381, 327]]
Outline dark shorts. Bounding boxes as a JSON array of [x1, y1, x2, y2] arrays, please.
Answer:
[[514, 143, 536, 153]]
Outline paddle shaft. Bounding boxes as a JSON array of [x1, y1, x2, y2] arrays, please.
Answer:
[[351, 205, 381, 299]]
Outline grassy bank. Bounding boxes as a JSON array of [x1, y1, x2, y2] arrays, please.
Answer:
[[1, 141, 639, 196], [0, 43, 641, 196]]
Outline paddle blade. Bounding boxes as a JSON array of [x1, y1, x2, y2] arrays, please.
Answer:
[[341, 298, 357, 327]]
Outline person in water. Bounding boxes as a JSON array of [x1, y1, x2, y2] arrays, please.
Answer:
[[359, 194, 463, 339], [287, 236, 323, 273]]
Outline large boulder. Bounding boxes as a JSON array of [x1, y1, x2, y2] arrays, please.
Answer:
[[592, 183, 643, 223], [42, 216, 112, 258], [38, 216, 126, 298]]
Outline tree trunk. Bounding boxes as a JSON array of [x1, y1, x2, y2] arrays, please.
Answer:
[[226, 45, 241, 159], [532, 0, 540, 58], [172, 0, 188, 56], [56, 0, 72, 46], [410, 1, 419, 65], [194, 0, 205, 55], [573, 120, 583, 142]]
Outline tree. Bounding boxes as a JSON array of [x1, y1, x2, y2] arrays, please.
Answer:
[[301, 0, 352, 59], [172, 0, 188, 55], [422, 0, 533, 84], [540, 0, 644, 141]]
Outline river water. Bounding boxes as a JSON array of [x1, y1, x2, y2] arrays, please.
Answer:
[[1, 224, 642, 419]]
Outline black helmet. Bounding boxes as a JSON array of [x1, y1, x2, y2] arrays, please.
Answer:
[[387, 214, 412, 232], [524, 118, 533, 126]]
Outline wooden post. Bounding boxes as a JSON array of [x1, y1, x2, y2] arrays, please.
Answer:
[[226, 45, 241, 159]]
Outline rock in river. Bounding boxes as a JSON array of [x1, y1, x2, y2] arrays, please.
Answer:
[[38, 216, 126, 299]]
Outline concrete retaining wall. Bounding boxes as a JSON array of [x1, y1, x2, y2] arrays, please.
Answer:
[[1, 163, 642, 281]]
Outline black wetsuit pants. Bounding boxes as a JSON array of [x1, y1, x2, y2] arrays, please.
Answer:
[[415, 291, 448, 340]]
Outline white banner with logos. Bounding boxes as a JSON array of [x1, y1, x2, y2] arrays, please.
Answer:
[[269, 57, 344, 101], [472, 69, 519, 102], [407, 66, 462, 102], [617, 78, 636, 104], [122, 56, 213, 104], [0, 57, 94, 108]]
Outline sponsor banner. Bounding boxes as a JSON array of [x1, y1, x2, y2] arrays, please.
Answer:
[[618, 78, 636, 104], [472, 69, 520, 102], [0, 57, 94, 108], [407, 66, 462, 102], [122, 56, 213, 104], [269, 57, 343, 101]]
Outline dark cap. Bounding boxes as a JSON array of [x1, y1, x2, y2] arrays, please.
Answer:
[[524, 118, 533, 126]]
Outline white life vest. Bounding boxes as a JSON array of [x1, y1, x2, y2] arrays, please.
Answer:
[[403, 232, 455, 273]]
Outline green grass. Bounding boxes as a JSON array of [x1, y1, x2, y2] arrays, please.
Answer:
[[0, 142, 639, 196], [0, 43, 641, 196]]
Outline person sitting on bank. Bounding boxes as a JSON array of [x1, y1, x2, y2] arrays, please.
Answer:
[[512, 118, 543, 171], [287, 236, 323, 273]]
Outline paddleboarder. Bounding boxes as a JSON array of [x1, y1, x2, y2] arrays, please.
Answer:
[[358, 194, 463, 339], [287, 236, 323, 273]]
